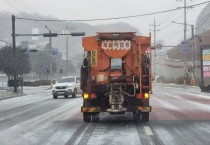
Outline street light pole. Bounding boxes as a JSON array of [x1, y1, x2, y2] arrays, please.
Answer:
[[171, 21, 196, 85], [64, 24, 76, 76], [154, 19, 157, 77], [194, 35, 200, 85]]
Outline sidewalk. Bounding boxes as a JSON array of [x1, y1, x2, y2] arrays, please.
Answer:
[[0, 86, 50, 101], [0, 90, 25, 101], [154, 83, 210, 97]]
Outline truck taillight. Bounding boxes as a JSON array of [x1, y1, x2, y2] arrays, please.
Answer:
[[137, 93, 142, 99], [144, 93, 150, 99], [90, 93, 95, 99], [83, 93, 96, 99], [83, 93, 89, 99]]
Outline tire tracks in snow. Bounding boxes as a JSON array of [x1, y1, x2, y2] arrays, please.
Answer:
[[65, 123, 97, 145], [136, 122, 164, 145]]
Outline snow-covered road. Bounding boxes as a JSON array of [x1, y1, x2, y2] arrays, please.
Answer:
[[0, 84, 210, 145]]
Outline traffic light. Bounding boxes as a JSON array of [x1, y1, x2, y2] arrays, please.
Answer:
[[43, 33, 58, 37], [71, 32, 85, 36]]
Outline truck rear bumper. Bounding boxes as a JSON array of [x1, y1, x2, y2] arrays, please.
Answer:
[[81, 106, 152, 113]]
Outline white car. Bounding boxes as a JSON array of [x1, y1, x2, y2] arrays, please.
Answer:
[[52, 76, 81, 99]]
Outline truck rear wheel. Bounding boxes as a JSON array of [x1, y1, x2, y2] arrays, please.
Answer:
[[92, 113, 100, 122], [142, 112, 149, 122], [133, 112, 140, 122], [83, 113, 91, 122]]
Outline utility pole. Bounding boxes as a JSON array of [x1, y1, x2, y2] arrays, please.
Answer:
[[188, 24, 196, 85], [150, 18, 160, 78], [66, 24, 69, 75], [177, 0, 188, 86], [45, 26, 52, 79], [184, 0, 187, 42], [12, 15, 17, 93], [191, 25, 195, 77], [184, 0, 187, 86]]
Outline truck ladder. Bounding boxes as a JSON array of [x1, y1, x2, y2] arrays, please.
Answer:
[[139, 44, 152, 93]]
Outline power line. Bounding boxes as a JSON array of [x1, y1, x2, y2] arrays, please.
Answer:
[[159, 11, 184, 30], [196, 12, 210, 29], [2, 0, 62, 32], [2, 0, 45, 29], [15, 1, 210, 22], [158, 1, 179, 25], [143, 0, 178, 35], [12, 0, 59, 32], [18, 0, 65, 32]]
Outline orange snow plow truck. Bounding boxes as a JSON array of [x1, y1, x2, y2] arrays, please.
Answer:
[[81, 32, 152, 122]]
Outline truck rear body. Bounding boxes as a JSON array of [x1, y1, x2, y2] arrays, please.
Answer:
[[81, 32, 152, 122]]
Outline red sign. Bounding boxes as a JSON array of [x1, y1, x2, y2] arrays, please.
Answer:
[[203, 65, 210, 77], [204, 72, 210, 77], [102, 40, 131, 50]]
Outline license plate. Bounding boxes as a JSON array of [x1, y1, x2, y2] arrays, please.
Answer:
[[57, 92, 64, 94]]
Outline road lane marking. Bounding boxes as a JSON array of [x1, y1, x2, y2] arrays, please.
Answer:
[[144, 126, 153, 136]]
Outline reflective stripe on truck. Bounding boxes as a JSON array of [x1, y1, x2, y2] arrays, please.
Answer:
[[137, 106, 152, 112], [81, 107, 101, 113]]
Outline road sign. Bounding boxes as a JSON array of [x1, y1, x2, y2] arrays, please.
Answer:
[[156, 44, 162, 50], [52, 49, 58, 55], [182, 47, 190, 53], [62, 30, 70, 37], [32, 28, 39, 40]]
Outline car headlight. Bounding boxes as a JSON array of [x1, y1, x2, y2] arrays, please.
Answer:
[[67, 85, 73, 88]]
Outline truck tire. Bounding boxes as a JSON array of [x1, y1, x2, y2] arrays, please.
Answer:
[[72, 89, 77, 98], [92, 113, 100, 122], [64, 95, 68, 98], [83, 113, 91, 122], [53, 95, 57, 99], [142, 112, 149, 122], [133, 112, 140, 122]]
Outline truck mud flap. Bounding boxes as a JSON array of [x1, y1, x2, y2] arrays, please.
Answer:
[[137, 106, 152, 112], [81, 107, 101, 113]]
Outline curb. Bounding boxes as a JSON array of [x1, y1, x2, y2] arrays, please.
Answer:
[[0, 93, 27, 101]]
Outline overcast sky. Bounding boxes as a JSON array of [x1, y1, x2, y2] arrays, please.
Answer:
[[0, 0, 209, 47]]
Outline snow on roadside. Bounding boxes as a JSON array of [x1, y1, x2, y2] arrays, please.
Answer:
[[0, 90, 17, 98]]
